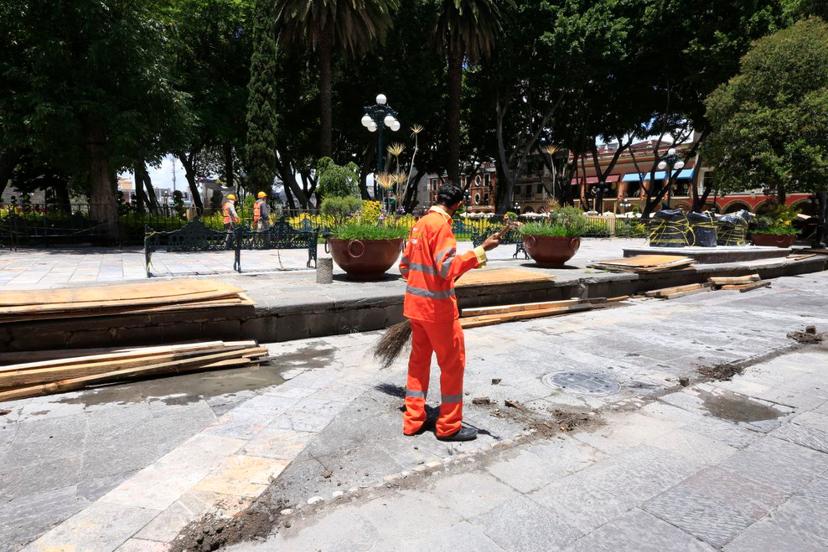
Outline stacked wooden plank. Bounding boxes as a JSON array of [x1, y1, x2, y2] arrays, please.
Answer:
[[644, 282, 712, 300], [456, 268, 555, 287], [708, 274, 770, 293], [459, 297, 623, 329], [0, 341, 269, 402], [589, 255, 695, 273], [0, 280, 254, 324]]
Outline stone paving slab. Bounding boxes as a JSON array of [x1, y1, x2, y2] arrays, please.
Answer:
[[231, 346, 828, 552], [4, 271, 828, 550]]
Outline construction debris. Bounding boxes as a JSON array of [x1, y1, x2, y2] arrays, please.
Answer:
[[0, 279, 253, 325], [471, 397, 492, 405], [788, 253, 818, 261], [722, 280, 772, 292], [788, 326, 823, 344], [644, 283, 711, 299], [708, 274, 760, 286], [589, 255, 695, 273], [0, 341, 269, 402]]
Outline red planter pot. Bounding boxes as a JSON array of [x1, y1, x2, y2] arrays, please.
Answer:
[[523, 235, 581, 267], [328, 238, 403, 281], [751, 233, 796, 248]]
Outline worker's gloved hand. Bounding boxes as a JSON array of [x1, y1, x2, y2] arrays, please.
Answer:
[[481, 235, 501, 251]]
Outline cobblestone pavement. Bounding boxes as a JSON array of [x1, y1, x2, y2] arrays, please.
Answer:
[[233, 345, 828, 552], [0, 238, 645, 289], [1, 270, 826, 551]]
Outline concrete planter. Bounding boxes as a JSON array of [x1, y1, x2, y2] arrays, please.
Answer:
[[752, 233, 796, 248], [328, 238, 403, 281], [523, 235, 581, 267]]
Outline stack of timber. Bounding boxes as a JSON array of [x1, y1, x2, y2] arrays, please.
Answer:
[[644, 282, 712, 300], [459, 296, 625, 329], [0, 340, 269, 402], [787, 253, 818, 261], [708, 274, 770, 292], [0, 280, 253, 324], [589, 255, 695, 273]]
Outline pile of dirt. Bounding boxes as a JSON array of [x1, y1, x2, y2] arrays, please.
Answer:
[[787, 326, 823, 344], [697, 362, 744, 382], [483, 399, 601, 438], [170, 497, 288, 552]]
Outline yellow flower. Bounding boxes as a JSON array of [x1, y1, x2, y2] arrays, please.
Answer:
[[387, 143, 405, 158], [376, 172, 394, 190], [410, 124, 424, 136]]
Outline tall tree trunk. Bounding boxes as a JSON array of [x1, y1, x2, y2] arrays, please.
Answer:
[[85, 121, 118, 241], [0, 148, 21, 198], [494, 97, 513, 214], [776, 183, 786, 206], [140, 164, 160, 214], [133, 163, 146, 214], [54, 178, 71, 214], [224, 142, 234, 191], [318, 28, 333, 158], [447, 47, 463, 186], [175, 151, 204, 214]]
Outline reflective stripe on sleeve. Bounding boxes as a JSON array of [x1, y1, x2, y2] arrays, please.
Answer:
[[406, 389, 426, 399], [439, 256, 455, 278], [405, 285, 456, 300], [433, 246, 456, 265], [409, 262, 437, 275], [441, 393, 463, 404]]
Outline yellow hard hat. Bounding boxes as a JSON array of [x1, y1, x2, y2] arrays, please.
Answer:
[[257, 191, 267, 199], [226, 193, 237, 201]]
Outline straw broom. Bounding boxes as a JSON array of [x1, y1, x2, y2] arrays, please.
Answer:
[[373, 222, 517, 368]]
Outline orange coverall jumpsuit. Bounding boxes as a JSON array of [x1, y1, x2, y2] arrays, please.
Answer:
[[398, 206, 487, 437]]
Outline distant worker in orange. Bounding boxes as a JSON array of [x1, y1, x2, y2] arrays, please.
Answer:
[[223, 193, 240, 248], [398, 184, 501, 441], [253, 191, 271, 231]]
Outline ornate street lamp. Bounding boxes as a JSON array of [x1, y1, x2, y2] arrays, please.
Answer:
[[657, 147, 685, 208], [361, 93, 400, 199]]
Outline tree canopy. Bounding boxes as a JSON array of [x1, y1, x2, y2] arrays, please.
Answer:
[[704, 17, 828, 199]]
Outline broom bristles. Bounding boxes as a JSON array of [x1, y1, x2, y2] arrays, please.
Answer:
[[373, 320, 412, 369]]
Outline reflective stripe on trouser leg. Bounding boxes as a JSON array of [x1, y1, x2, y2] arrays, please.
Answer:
[[423, 318, 466, 437], [403, 320, 433, 435]]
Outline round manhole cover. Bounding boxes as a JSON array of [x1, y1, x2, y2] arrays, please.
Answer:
[[542, 371, 620, 396]]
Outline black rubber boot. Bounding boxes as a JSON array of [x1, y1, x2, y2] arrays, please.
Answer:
[[436, 427, 478, 442]]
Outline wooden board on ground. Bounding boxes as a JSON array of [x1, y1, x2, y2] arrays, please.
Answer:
[[645, 283, 708, 298], [787, 253, 817, 261], [590, 255, 694, 273], [456, 268, 555, 287], [0, 279, 241, 307], [722, 280, 772, 292], [460, 303, 594, 329], [0, 345, 269, 402], [709, 274, 760, 286], [462, 299, 579, 318]]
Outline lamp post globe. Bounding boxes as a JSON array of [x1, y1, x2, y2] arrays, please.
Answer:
[[361, 114, 373, 128], [667, 147, 676, 156], [390, 120, 401, 132], [376, 93, 387, 105], [674, 160, 685, 170], [367, 121, 378, 132], [657, 160, 667, 170], [383, 114, 396, 128]]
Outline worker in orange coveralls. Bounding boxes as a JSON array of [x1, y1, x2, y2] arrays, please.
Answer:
[[398, 183, 501, 441]]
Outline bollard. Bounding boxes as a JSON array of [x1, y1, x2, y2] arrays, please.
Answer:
[[316, 256, 333, 284]]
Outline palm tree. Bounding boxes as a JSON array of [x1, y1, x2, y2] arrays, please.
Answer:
[[276, 0, 399, 157], [436, 0, 503, 185]]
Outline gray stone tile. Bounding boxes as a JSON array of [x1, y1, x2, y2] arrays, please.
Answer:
[[724, 495, 828, 552], [643, 466, 788, 548], [396, 521, 505, 552], [564, 508, 715, 552], [24, 500, 160, 552], [233, 507, 382, 552], [717, 434, 828, 494], [0, 485, 89, 550], [642, 400, 760, 450], [472, 495, 583, 551], [425, 471, 519, 518], [530, 445, 698, 535], [353, 490, 464, 541], [771, 420, 828, 453], [487, 438, 602, 493]]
